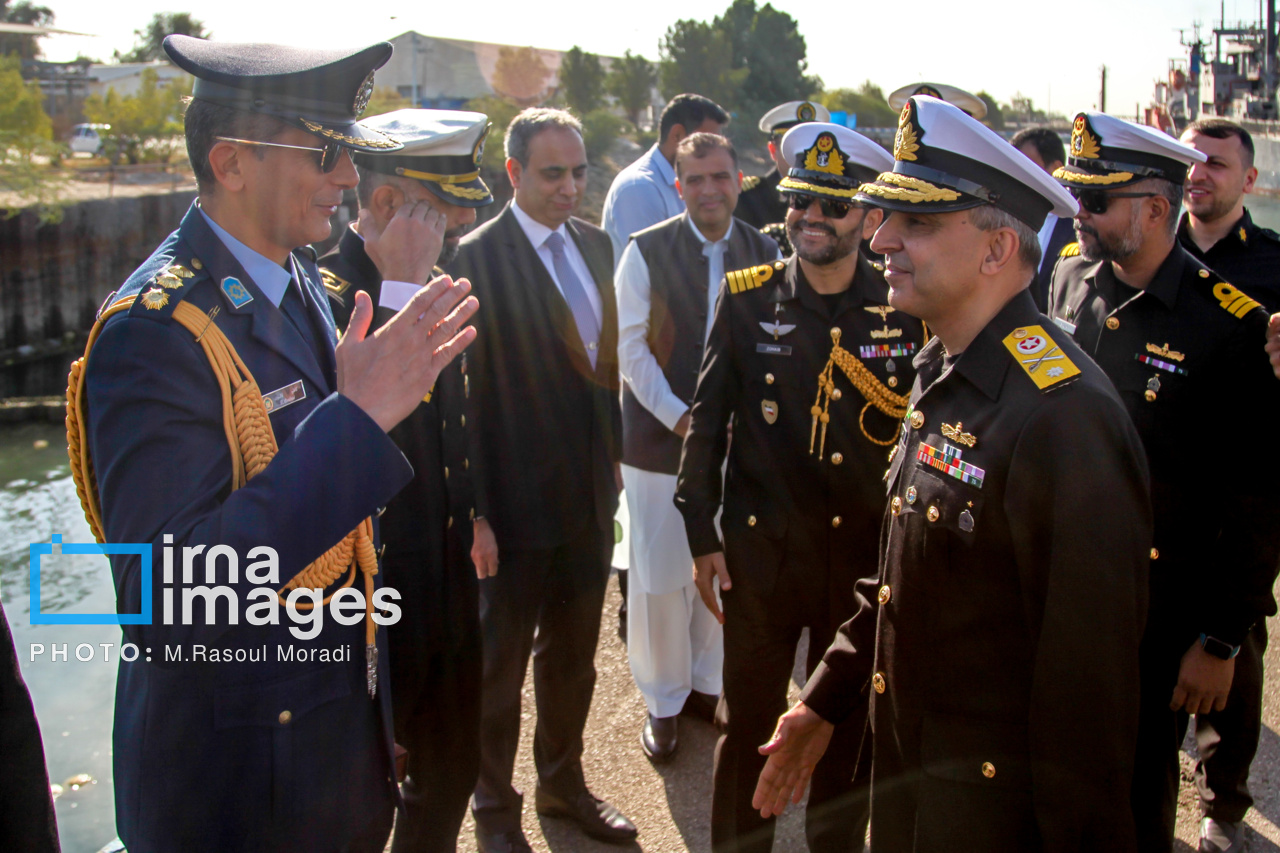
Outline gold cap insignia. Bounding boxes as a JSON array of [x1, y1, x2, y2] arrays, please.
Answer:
[[1070, 115, 1101, 159], [894, 101, 920, 162], [353, 70, 375, 118], [913, 84, 943, 99], [797, 101, 817, 122], [802, 131, 846, 175], [473, 123, 491, 168]]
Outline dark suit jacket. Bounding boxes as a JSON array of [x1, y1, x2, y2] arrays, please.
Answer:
[[1033, 216, 1076, 310], [85, 205, 406, 853], [1, 601, 59, 853], [447, 204, 621, 552]]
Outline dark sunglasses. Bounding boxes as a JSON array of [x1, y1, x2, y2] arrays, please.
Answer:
[[785, 193, 859, 219], [215, 135, 346, 173], [1070, 188, 1158, 216]]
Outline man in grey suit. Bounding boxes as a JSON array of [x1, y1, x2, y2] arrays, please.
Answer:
[[448, 109, 635, 853]]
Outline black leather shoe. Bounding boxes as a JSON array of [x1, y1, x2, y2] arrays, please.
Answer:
[[535, 786, 638, 843], [680, 690, 719, 724], [1199, 818, 1245, 853], [475, 828, 533, 853], [640, 713, 678, 762]]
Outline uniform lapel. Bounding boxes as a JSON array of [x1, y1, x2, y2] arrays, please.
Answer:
[[182, 209, 331, 393]]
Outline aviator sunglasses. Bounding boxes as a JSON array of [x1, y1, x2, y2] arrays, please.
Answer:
[[215, 136, 347, 173], [785, 192, 860, 219], [1070, 187, 1158, 216]]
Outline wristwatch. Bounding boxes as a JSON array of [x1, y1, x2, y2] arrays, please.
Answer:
[[1199, 634, 1240, 660]]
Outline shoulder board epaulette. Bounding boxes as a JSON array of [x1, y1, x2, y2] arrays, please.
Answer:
[[1002, 325, 1081, 392], [1256, 225, 1280, 243], [1199, 269, 1263, 319], [127, 258, 203, 321], [741, 175, 762, 191], [726, 260, 785, 295], [320, 268, 352, 301], [1059, 241, 1080, 258]]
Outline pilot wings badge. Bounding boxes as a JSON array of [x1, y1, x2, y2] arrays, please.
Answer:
[[759, 321, 797, 341]]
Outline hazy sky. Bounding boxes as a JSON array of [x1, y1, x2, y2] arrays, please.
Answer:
[[35, 0, 1266, 121]]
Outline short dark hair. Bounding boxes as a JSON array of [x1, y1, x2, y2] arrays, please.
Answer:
[[1184, 117, 1254, 168], [659, 94, 729, 142], [1010, 127, 1065, 167], [675, 132, 737, 176], [184, 98, 289, 194], [504, 107, 583, 167]]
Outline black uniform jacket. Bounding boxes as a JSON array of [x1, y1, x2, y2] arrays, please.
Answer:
[[674, 253, 925, 622], [447, 204, 622, 551], [1049, 243, 1280, 646], [320, 225, 476, 658], [734, 167, 786, 232], [802, 289, 1152, 852], [1178, 208, 1280, 311]]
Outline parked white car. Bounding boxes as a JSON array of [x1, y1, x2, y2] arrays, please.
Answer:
[[68, 123, 110, 155]]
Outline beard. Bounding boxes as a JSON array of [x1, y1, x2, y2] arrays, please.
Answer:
[[436, 225, 471, 267], [788, 215, 862, 266], [1184, 184, 1239, 223], [1076, 205, 1144, 263]]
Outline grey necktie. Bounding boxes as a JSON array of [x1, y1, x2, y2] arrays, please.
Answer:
[[545, 230, 600, 368]]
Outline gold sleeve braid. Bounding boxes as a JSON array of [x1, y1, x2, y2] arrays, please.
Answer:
[[67, 296, 383, 694], [809, 328, 910, 456]]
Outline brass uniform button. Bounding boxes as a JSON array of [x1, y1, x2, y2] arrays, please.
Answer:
[[469, 507, 475, 521], [910, 410, 925, 430], [444, 466, 449, 480], [1144, 389, 1157, 402], [464, 458, 470, 470], [460, 415, 466, 427], [1105, 316, 1120, 331], [1198, 268, 1210, 278], [831, 388, 842, 400], [831, 516, 842, 528], [982, 762, 996, 779], [926, 505, 940, 522], [831, 452, 844, 465], [891, 496, 902, 516], [878, 585, 891, 604], [830, 326, 840, 337], [278, 710, 292, 725], [872, 672, 886, 694], [888, 445, 899, 463], [888, 376, 899, 388], [766, 373, 775, 384], [1150, 548, 1159, 560], [447, 516, 454, 529], [190, 258, 203, 270], [748, 515, 758, 527]]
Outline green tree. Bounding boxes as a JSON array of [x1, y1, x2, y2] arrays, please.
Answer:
[[491, 46, 552, 107], [0, 55, 63, 221], [658, 19, 744, 108], [721, 1, 815, 107], [0, 0, 55, 59], [606, 51, 655, 127], [818, 88, 897, 128], [976, 91, 1004, 130], [558, 46, 605, 117], [361, 86, 411, 119], [83, 69, 190, 164], [115, 13, 209, 63]]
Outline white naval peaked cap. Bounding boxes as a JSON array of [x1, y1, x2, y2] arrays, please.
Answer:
[[887, 82, 988, 120], [1054, 111, 1206, 189], [758, 100, 831, 133], [353, 109, 494, 207], [777, 122, 894, 199], [858, 96, 1078, 229]]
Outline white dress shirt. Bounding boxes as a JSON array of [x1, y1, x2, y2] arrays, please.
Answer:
[[198, 206, 295, 307], [616, 216, 734, 431], [1037, 213, 1059, 270], [510, 201, 603, 327]]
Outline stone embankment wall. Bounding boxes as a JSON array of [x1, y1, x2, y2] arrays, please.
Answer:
[[1, 191, 197, 397]]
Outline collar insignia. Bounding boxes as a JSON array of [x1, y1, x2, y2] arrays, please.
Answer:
[[221, 276, 253, 309], [1070, 115, 1101, 159], [941, 421, 976, 448], [1144, 342, 1185, 362], [1239, 226, 1247, 243]]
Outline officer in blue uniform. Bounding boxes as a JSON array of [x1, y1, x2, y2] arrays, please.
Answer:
[[82, 36, 477, 853]]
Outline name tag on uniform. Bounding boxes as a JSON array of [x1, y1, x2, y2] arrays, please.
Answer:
[[262, 380, 306, 414], [756, 343, 792, 356], [1052, 316, 1076, 335]]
